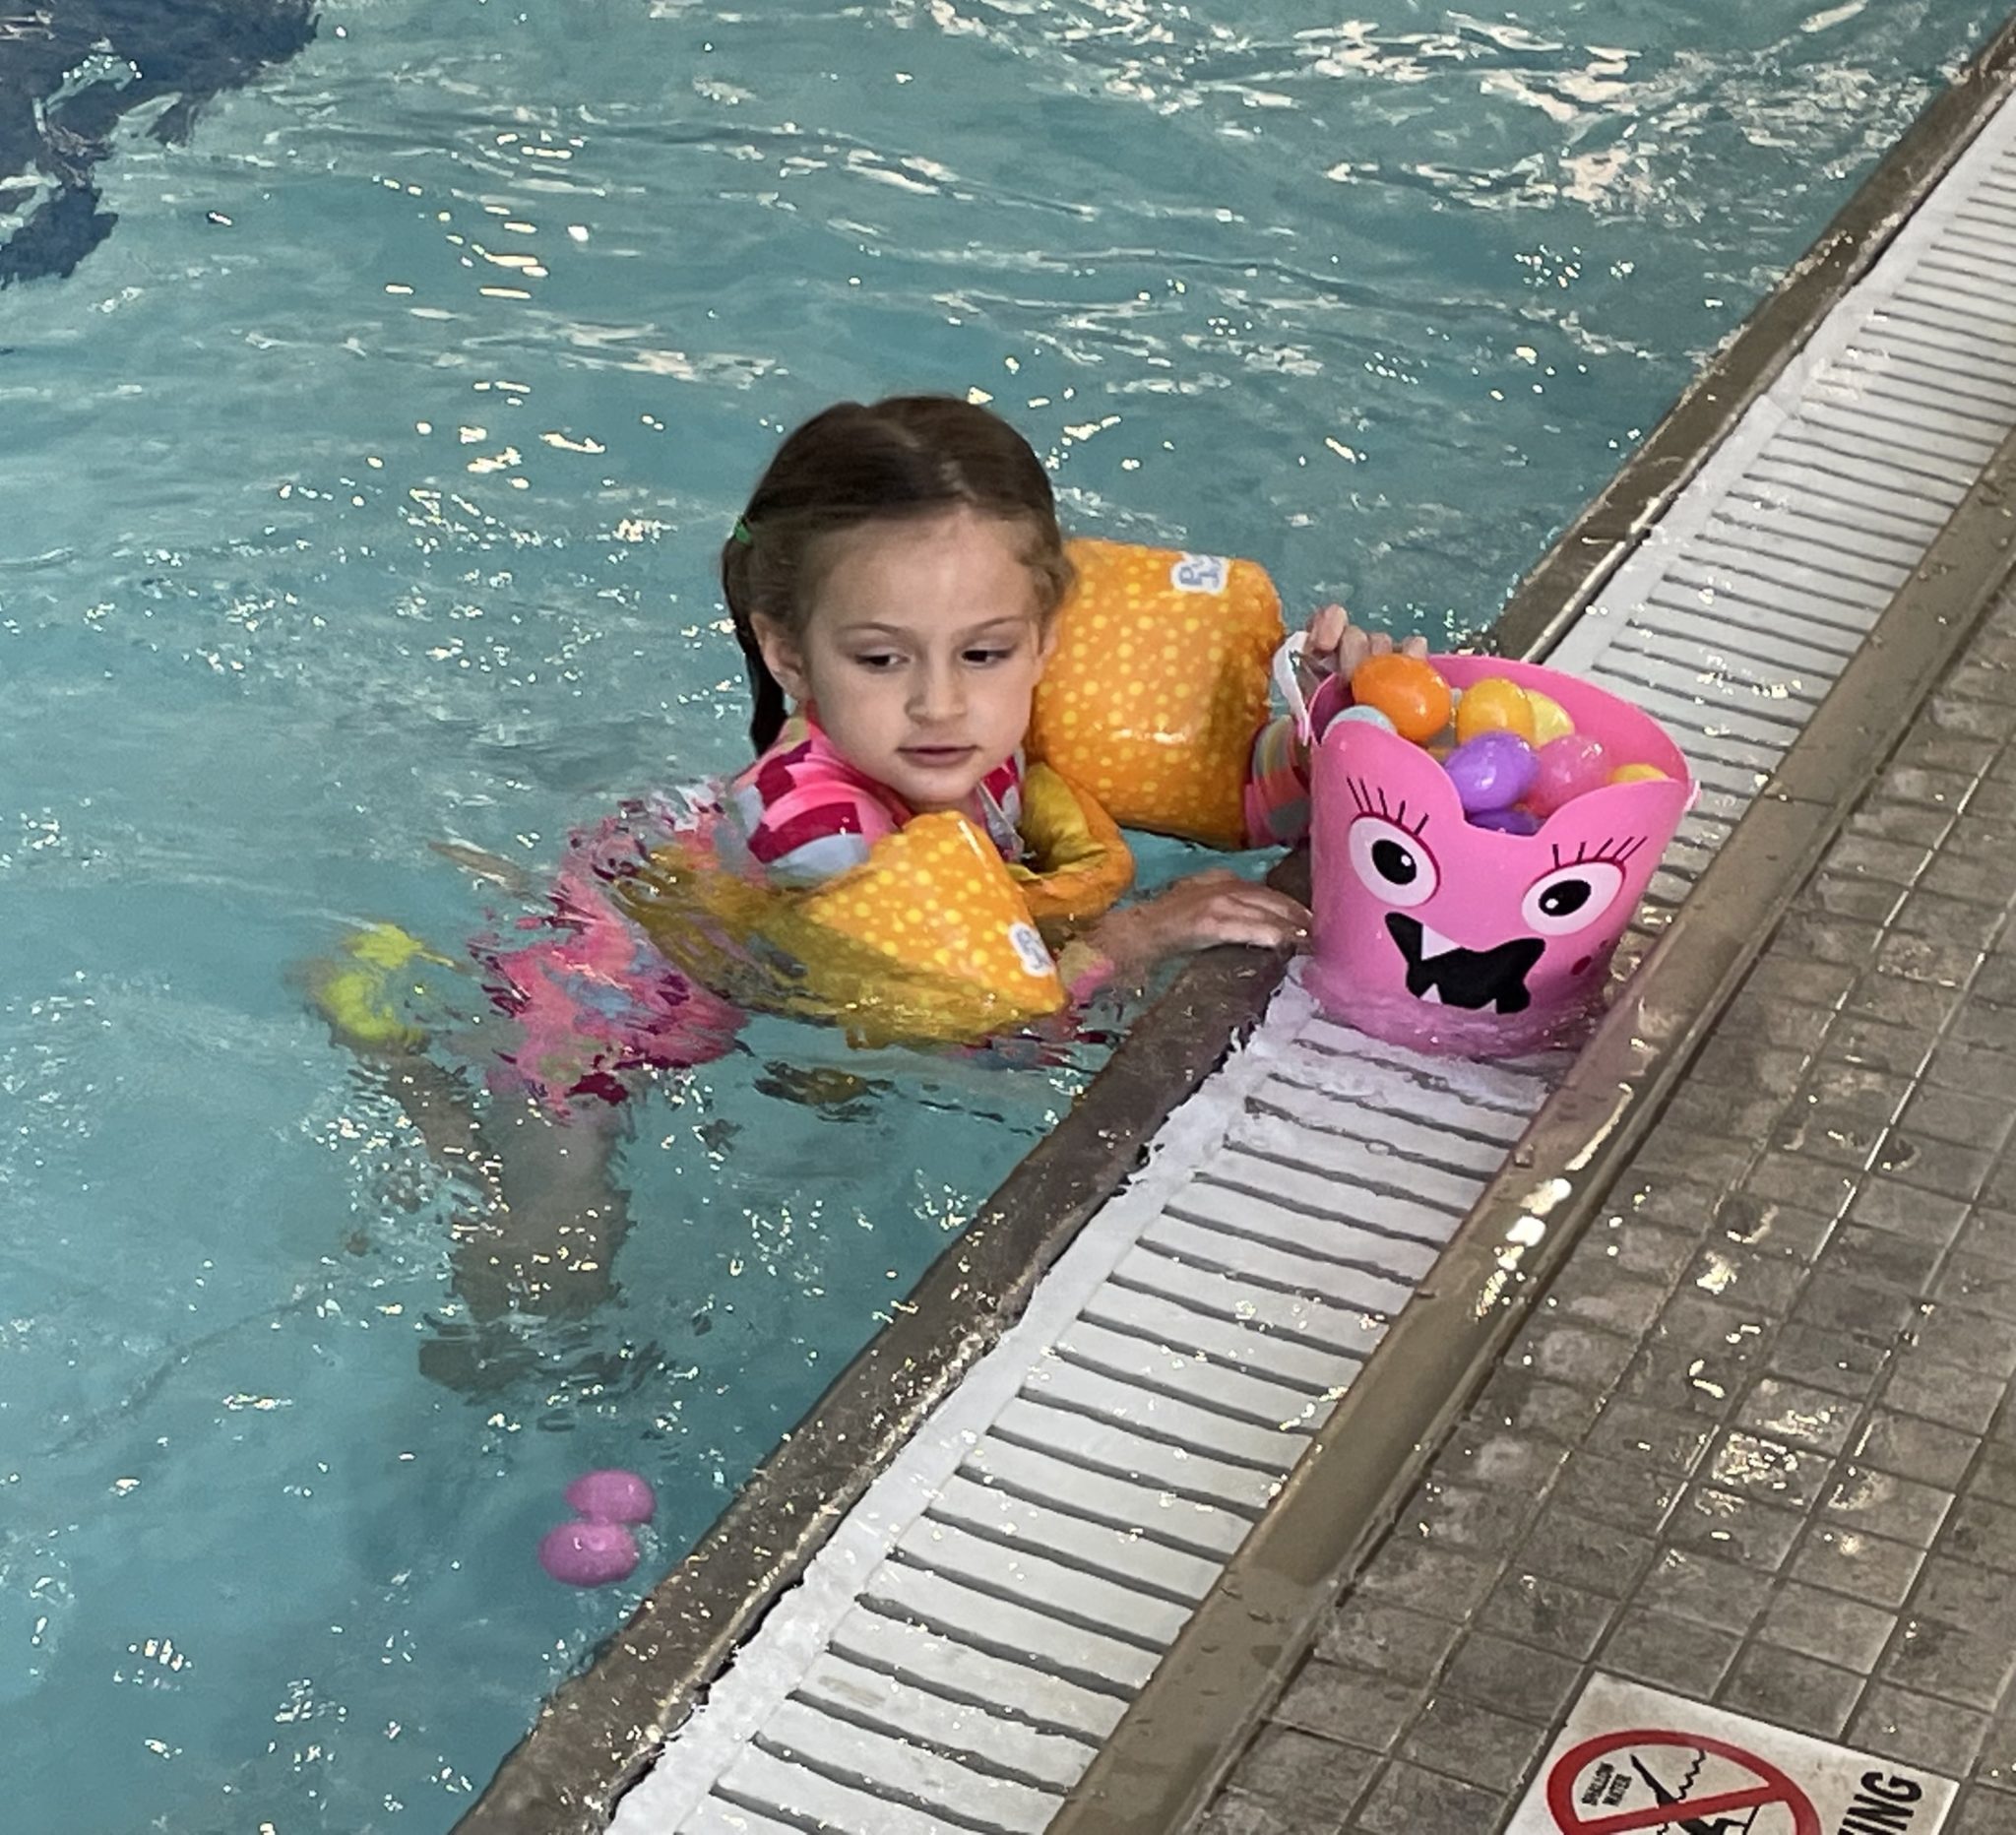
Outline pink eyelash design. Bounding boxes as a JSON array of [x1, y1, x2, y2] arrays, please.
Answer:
[[1346, 776, 1430, 837], [1550, 834, 1645, 869]]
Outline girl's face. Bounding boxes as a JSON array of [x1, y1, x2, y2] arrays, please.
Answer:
[[752, 507, 1055, 813]]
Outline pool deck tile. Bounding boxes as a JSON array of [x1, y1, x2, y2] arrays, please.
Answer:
[[1212, 570, 2016, 1831]]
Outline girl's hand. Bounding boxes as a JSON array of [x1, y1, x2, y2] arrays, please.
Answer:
[[1086, 869, 1310, 981], [1303, 602, 1430, 680]]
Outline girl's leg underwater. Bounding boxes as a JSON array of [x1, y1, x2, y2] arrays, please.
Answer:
[[305, 922, 639, 1386], [360, 1051, 633, 1359]]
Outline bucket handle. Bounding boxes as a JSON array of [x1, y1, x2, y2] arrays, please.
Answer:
[[1272, 632, 1316, 746]]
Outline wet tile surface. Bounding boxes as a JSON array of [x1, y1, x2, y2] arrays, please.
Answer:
[[1212, 578, 2016, 1830]]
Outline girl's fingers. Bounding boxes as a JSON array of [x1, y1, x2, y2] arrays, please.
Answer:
[[1305, 600, 1432, 673], [1216, 882, 1307, 921], [1305, 602, 1349, 657], [1199, 886, 1309, 947], [1104, 875, 1312, 969], [1332, 626, 1371, 679], [1204, 911, 1308, 949]]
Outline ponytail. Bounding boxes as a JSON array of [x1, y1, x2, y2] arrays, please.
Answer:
[[723, 533, 791, 752]]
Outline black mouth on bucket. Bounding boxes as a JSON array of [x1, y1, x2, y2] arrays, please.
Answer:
[[1386, 914, 1545, 1014]]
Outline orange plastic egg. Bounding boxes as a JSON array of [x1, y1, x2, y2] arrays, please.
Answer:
[[1349, 653, 1452, 744], [1609, 763, 1669, 785], [1454, 675, 1536, 744]]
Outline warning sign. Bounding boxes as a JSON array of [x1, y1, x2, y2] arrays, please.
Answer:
[[1506, 1677, 1957, 1835]]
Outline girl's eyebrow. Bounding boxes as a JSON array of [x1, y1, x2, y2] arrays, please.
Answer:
[[830, 620, 910, 639], [832, 615, 1031, 642]]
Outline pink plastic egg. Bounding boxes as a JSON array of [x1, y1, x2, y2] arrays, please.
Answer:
[[1529, 735, 1610, 817], [1443, 731, 1538, 813], [538, 1519, 641, 1587], [564, 1469, 657, 1524]]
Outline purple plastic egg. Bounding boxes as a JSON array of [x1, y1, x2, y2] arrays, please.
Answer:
[[1528, 734, 1610, 817], [538, 1519, 641, 1587], [564, 1468, 657, 1524], [1442, 731, 1538, 814], [1468, 805, 1542, 836]]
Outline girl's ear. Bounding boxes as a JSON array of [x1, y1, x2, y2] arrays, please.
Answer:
[[1033, 616, 1060, 679], [750, 613, 811, 704]]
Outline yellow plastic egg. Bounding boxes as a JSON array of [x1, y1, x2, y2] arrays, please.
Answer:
[[1527, 689, 1574, 746], [1609, 763, 1669, 785], [1454, 675, 1536, 744]]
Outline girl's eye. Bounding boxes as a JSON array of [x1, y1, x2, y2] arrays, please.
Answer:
[[851, 652, 904, 670], [964, 647, 1013, 665]]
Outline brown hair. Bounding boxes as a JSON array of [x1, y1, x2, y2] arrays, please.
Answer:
[[722, 396, 1072, 752]]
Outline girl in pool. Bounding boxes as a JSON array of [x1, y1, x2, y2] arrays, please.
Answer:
[[338, 394, 1418, 1379]]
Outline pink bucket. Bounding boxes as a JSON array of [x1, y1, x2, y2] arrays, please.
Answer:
[[1297, 653, 1695, 1053]]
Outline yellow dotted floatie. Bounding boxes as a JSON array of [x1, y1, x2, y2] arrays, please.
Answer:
[[1030, 539, 1285, 852], [784, 813, 1065, 1045]]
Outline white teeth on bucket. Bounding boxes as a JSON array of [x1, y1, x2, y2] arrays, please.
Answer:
[[1419, 985, 1444, 1004], [1418, 923, 1460, 959]]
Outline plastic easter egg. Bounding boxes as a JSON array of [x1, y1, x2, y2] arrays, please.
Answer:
[[1443, 731, 1539, 813], [1327, 703, 1398, 734], [1527, 689, 1574, 746], [538, 1519, 641, 1587], [1468, 805, 1542, 836], [564, 1468, 657, 1525], [1529, 735, 1610, 817], [1453, 675, 1536, 744], [1609, 763, 1669, 786], [1307, 670, 1352, 733], [1349, 653, 1453, 744]]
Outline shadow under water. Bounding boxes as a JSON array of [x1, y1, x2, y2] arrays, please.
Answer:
[[0, 0, 316, 284]]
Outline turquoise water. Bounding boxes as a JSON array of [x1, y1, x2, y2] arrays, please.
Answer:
[[0, 0, 1994, 1826]]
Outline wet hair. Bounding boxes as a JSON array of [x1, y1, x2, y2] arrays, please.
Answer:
[[722, 396, 1072, 752]]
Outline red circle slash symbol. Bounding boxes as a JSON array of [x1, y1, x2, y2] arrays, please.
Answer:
[[1545, 1728, 1822, 1835]]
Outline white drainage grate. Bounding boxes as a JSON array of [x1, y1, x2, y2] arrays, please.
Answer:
[[608, 86, 2016, 1835], [615, 998, 1545, 1834]]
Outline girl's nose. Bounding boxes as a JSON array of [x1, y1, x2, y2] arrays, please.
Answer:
[[909, 660, 964, 722]]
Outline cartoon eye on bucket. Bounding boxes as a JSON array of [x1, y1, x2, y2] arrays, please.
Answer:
[[1348, 816, 1440, 910], [1520, 859, 1626, 936]]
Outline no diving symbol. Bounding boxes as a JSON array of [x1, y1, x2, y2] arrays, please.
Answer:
[[1545, 1728, 1822, 1835]]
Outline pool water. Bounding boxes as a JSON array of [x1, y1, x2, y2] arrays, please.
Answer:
[[0, 0, 1993, 1826]]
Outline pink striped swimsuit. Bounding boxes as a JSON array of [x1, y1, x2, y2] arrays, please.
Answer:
[[477, 718, 1026, 1114]]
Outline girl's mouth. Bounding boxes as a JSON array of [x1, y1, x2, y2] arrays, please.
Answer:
[[901, 745, 976, 764]]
